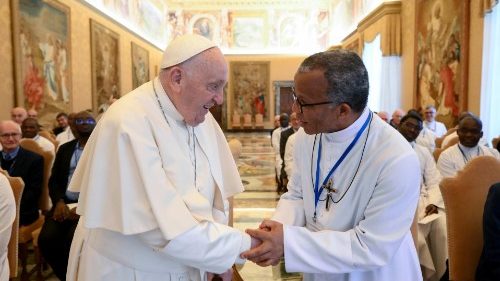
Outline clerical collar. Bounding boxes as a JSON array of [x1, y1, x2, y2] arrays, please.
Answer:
[[458, 143, 479, 153], [410, 141, 416, 148], [153, 77, 184, 123], [425, 120, 436, 132], [323, 107, 369, 143], [1, 146, 20, 160]]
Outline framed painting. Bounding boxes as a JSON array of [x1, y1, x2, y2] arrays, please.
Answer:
[[229, 61, 270, 129], [415, 0, 469, 127], [184, 12, 221, 43], [131, 42, 149, 89], [90, 19, 120, 114], [11, 0, 71, 128], [228, 11, 268, 49]]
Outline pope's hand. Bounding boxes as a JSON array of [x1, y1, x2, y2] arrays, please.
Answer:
[[240, 219, 284, 267]]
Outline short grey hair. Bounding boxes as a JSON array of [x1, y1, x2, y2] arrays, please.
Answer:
[[0, 120, 22, 134], [297, 50, 369, 112]]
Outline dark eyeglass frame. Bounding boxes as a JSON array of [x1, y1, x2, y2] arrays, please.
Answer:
[[75, 119, 96, 125], [291, 88, 335, 113], [0, 133, 21, 139]]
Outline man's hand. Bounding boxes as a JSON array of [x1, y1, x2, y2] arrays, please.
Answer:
[[53, 200, 69, 222], [240, 219, 284, 267], [207, 267, 232, 281], [425, 204, 438, 217]]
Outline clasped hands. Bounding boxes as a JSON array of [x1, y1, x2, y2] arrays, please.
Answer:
[[53, 200, 79, 222], [240, 219, 284, 267]]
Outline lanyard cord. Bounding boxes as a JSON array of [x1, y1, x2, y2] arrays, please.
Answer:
[[458, 145, 482, 165]]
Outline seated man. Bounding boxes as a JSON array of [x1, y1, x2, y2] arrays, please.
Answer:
[[279, 112, 300, 192], [398, 113, 447, 281], [21, 117, 55, 154], [423, 105, 447, 138], [0, 173, 16, 281], [437, 116, 500, 178], [0, 120, 43, 226], [54, 112, 75, 146], [38, 111, 95, 281], [390, 108, 405, 128]]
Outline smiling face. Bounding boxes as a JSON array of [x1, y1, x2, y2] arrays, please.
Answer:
[[398, 116, 423, 142], [170, 48, 227, 127], [457, 117, 483, 148], [0, 121, 22, 153]]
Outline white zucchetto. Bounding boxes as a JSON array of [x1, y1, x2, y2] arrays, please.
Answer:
[[160, 34, 217, 69]]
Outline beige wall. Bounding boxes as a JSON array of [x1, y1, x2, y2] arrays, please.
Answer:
[[0, 0, 163, 121]]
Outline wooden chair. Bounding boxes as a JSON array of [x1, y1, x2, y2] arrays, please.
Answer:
[[433, 136, 459, 162], [492, 136, 499, 151], [18, 139, 54, 280], [39, 130, 59, 152], [439, 156, 500, 281], [0, 170, 24, 279]]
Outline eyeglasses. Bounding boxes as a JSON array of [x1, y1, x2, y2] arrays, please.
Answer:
[[0, 133, 21, 139], [75, 118, 96, 125], [292, 88, 335, 114], [401, 122, 423, 132]]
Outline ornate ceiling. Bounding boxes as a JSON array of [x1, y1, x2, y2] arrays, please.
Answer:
[[165, 0, 331, 10]]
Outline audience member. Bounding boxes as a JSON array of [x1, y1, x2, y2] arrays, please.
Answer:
[[10, 107, 27, 125], [0, 173, 15, 281], [242, 50, 421, 280], [441, 112, 488, 148], [55, 112, 75, 146], [423, 105, 447, 137], [437, 116, 500, 178], [21, 117, 55, 153], [278, 112, 300, 193], [0, 120, 43, 226], [390, 108, 406, 128], [66, 34, 257, 280], [39, 111, 96, 281], [398, 113, 447, 281], [377, 111, 389, 122], [27, 109, 38, 119], [272, 113, 290, 192]]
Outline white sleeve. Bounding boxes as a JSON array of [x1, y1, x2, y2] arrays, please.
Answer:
[[138, 222, 251, 274], [422, 149, 444, 208], [437, 149, 458, 179]]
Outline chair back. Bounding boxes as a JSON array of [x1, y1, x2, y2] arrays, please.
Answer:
[[492, 137, 500, 150], [435, 136, 445, 149], [444, 136, 459, 150], [440, 156, 500, 281], [0, 170, 25, 278], [433, 147, 444, 163], [19, 139, 54, 212], [39, 130, 59, 151]]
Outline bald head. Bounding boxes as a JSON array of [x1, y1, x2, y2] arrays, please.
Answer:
[[377, 111, 389, 122], [391, 109, 406, 126], [11, 107, 27, 124], [27, 109, 38, 118]]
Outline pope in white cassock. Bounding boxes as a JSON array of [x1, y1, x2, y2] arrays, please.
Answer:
[[65, 34, 257, 281], [398, 113, 448, 281], [241, 50, 423, 280]]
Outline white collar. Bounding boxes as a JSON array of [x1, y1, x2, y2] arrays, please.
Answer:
[[458, 143, 479, 153], [323, 107, 369, 143]]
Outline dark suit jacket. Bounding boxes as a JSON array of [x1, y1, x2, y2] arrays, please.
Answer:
[[0, 147, 44, 225], [48, 139, 79, 216], [476, 182, 500, 281], [280, 127, 295, 161]]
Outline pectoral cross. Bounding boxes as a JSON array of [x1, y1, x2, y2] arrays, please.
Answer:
[[323, 178, 337, 211]]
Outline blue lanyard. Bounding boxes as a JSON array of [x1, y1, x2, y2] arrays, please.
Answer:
[[313, 111, 372, 217]]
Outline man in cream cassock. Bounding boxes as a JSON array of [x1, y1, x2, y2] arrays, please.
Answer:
[[437, 115, 500, 178], [398, 113, 447, 281], [241, 50, 423, 281], [66, 34, 257, 281]]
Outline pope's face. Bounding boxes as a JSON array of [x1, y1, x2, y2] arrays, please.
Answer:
[[178, 48, 227, 126], [293, 69, 339, 134]]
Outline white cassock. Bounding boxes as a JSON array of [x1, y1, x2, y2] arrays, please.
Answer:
[[66, 78, 250, 281], [284, 131, 299, 177], [412, 143, 447, 281], [424, 121, 447, 138], [30, 135, 55, 154], [441, 131, 489, 148], [55, 127, 75, 147], [273, 110, 422, 281], [0, 173, 15, 281], [272, 126, 290, 178], [437, 143, 500, 178], [416, 128, 436, 153]]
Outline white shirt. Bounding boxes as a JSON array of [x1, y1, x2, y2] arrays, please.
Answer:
[[437, 143, 500, 178], [67, 78, 250, 280], [413, 143, 443, 212], [273, 109, 422, 281], [424, 120, 447, 138], [56, 127, 75, 146], [0, 173, 15, 281], [29, 135, 55, 154], [284, 132, 298, 177], [416, 128, 437, 153], [272, 126, 290, 177]]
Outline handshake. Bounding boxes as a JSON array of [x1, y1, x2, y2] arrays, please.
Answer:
[[240, 219, 285, 267]]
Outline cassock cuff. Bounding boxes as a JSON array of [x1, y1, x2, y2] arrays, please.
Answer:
[[235, 233, 251, 265]]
